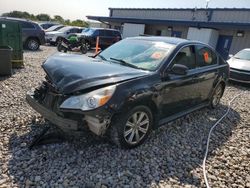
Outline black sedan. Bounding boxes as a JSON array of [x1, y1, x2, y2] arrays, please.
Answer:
[[26, 37, 229, 148]]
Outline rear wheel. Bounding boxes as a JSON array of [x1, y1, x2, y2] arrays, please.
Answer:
[[26, 38, 40, 51], [210, 84, 224, 109], [109, 106, 153, 148], [57, 43, 62, 52], [56, 37, 62, 45]]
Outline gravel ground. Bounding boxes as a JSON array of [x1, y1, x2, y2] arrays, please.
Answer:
[[0, 46, 249, 188]]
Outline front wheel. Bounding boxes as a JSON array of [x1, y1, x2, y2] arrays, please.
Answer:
[[57, 43, 67, 53], [109, 106, 153, 148], [210, 84, 224, 109]]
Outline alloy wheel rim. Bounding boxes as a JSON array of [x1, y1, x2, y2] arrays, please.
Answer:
[[212, 86, 222, 106], [124, 111, 149, 145], [29, 40, 38, 50]]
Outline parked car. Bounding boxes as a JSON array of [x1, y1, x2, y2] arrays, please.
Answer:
[[77, 28, 122, 50], [45, 26, 83, 45], [0, 17, 45, 51], [39, 22, 58, 30], [26, 37, 229, 148], [227, 48, 250, 83], [45, 25, 65, 32]]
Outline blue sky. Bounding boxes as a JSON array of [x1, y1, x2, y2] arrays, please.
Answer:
[[0, 0, 250, 20]]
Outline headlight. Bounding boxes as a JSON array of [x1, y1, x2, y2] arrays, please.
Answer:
[[60, 85, 116, 111]]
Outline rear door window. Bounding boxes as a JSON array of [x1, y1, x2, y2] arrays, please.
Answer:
[[114, 31, 121, 37], [98, 30, 105, 36], [21, 22, 35, 29], [105, 30, 114, 37], [195, 45, 218, 67]]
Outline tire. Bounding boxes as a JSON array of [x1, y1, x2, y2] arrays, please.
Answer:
[[26, 38, 40, 51], [57, 43, 67, 53], [109, 106, 153, 149], [57, 43, 62, 52], [56, 37, 62, 45], [80, 45, 87, 54], [210, 83, 224, 109]]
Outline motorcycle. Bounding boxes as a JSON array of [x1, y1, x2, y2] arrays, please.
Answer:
[[57, 35, 87, 54]]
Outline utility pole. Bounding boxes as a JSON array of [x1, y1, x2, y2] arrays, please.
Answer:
[[206, 0, 210, 9]]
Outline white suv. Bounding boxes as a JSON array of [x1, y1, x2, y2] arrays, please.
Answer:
[[45, 26, 83, 45]]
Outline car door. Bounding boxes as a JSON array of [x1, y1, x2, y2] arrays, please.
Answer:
[[193, 45, 219, 103], [159, 45, 200, 118]]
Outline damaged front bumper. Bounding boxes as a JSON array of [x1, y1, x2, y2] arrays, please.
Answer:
[[26, 92, 113, 135]]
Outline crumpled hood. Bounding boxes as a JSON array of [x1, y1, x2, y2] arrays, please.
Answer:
[[42, 53, 149, 94], [228, 57, 250, 71]]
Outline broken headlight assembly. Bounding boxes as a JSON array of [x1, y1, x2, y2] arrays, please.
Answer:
[[60, 85, 116, 111]]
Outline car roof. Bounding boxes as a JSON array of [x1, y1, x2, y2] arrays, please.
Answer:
[[0, 16, 33, 23], [90, 27, 120, 32], [129, 36, 188, 45]]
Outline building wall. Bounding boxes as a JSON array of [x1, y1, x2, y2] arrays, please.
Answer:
[[219, 30, 250, 54], [144, 25, 188, 38], [212, 10, 250, 23], [108, 8, 250, 55]]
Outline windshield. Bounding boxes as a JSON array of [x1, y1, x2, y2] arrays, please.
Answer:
[[98, 38, 176, 71], [57, 26, 72, 32], [234, 49, 250, 61], [81, 28, 95, 35]]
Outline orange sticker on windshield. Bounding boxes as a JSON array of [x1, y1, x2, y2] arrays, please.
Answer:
[[151, 52, 163, 59], [203, 52, 209, 62]]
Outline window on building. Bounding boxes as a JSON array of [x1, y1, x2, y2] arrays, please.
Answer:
[[195, 45, 217, 67], [171, 46, 196, 69]]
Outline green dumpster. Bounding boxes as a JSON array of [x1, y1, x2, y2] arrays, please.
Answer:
[[0, 46, 13, 76], [0, 19, 23, 68]]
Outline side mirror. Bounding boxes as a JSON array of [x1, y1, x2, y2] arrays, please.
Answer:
[[171, 64, 188, 75]]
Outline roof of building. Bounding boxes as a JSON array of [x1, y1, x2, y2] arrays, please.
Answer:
[[108, 7, 250, 11], [87, 16, 250, 30]]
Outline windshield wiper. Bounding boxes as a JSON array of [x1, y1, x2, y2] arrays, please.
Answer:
[[110, 57, 145, 70]]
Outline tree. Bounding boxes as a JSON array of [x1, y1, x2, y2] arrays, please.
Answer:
[[1, 11, 89, 28], [36, 14, 51, 21], [70, 19, 89, 27], [53, 15, 64, 24], [2, 11, 34, 20], [64, 19, 71, 25]]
